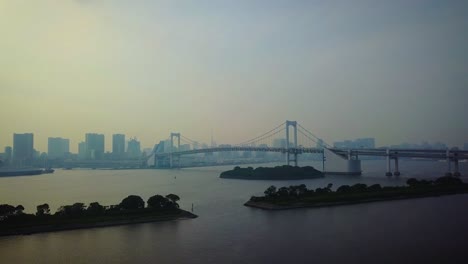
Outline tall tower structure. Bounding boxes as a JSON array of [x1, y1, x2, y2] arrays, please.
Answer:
[[112, 134, 125, 159], [285, 121, 298, 166], [13, 133, 34, 167], [85, 133, 105, 160]]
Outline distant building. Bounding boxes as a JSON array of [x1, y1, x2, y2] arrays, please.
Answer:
[[4, 146, 12, 165], [154, 141, 165, 153], [13, 133, 34, 166], [179, 144, 191, 152], [78, 142, 87, 160], [218, 144, 232, 159], [389, 141, 447, 150], [85, 133, 105, 160], [273, 138, 287, 148], [334, 138, 375, 149], [48, 137, 70, 159], [127, 138, 141, 158], [112, 134, 125, 159], [464, 143, 468, 151]]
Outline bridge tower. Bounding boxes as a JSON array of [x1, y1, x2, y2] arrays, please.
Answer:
[[170, 133, 181, 168], [285, 120, 298, 166]]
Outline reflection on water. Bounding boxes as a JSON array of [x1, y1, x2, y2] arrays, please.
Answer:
[[1, 160, 467, 263]]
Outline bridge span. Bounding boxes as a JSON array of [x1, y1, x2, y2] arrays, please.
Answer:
[[146, 120, 467, 176]]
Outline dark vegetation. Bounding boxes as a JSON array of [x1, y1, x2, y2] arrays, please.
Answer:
[[248, 176, 468, 208], [220, 165, 323, 180], [0, 193, 188, 236]]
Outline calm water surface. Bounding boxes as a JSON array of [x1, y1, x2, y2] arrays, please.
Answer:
[[1, 160, 467, 263]]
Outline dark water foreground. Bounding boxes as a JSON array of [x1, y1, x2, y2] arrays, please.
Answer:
[[0, 160, 468, 263]]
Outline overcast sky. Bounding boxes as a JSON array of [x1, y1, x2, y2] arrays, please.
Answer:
[[1, 0, 467, 152]]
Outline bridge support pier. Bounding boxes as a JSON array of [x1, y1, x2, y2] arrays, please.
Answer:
[[385, 149, 392, 176], [393, 157, 400, 176], [445, 149, 452, 177], [453, 159, 460, 177]]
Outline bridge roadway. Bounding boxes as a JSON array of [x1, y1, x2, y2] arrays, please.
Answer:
[[153, 146, 324, 157], [329, 148, 468, 160]]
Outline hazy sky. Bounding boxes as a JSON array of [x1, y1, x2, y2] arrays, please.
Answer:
[[1, 0, 467, 153]]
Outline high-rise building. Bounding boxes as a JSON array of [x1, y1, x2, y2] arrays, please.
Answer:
[[4, 146, 12, 164], [112, 134, 125, 159], [85, 133, 105, 160], [127, 138, 141, 158], [13, 133, 34, 166], [464, 143, 468, 151], [78, 142, 87, 160], [48, 137, 70, 159]]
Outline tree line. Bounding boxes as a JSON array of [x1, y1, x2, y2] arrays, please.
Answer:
[[0, 194, 181, 222], [251, 176, 465, 202]]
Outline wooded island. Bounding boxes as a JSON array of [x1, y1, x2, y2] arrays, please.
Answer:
[[0, 194, 196, 236], [245, 176, 468, 210]]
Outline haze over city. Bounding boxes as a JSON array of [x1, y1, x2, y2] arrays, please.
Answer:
[[1, 0, 467, 153]]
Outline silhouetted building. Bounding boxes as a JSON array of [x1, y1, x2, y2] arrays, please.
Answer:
[[273, 138, 287, 148], [48, 137, 70, 159], [112, 134, 125, 159], [179, 144, 191, 152], [85, 133, 104, 160], [464, 143, 468, 151], [334, 138, 375, 149], [78, 142, 87, 160], [389, 141, 447, 150], [127, 138, 141, 158], [4, 146, 12, 165], [13, 133, 34, 166], [219, 144, 233, 159], [154, 141, 165, 153]]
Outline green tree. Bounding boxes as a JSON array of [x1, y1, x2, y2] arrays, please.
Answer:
[[368, 184, 382, 192], [407, 178, 419, 187], [435, 176, 462, 186], [56, 203, 86, 217], [15, 205, 25, 215], [0, 204, 16, 220], [337, 185, 351, 193], [87, 202, 105, 215], [147, 195, 169, 209], [264, 185, 277, 197], [166, 194, 180, 208], [36, 203, 50, 216], [120, 195, 145, 210]]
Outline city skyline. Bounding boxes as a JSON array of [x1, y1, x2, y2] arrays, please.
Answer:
[[1, 1, 467, 152], [0, 130, 465, 155]]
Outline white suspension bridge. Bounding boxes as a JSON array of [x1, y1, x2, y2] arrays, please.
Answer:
[[146, 120, 468, 176]]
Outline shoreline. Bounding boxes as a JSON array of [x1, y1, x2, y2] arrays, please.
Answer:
[[0, 209, 197, 237], [244, 190, 468, 210]]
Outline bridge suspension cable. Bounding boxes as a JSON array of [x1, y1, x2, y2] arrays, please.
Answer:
[[297, 124, 333, 148], [234, 121, 286, 146], [180, 135, 198, 145]]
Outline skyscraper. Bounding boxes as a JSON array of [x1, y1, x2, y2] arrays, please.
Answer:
[[78, 142, 87, 160], [13, 133, 34, 166], [4, 146, 12, 162], [85, 133, 105, 160], [48, 137, 70, 159], [127, 138, 141, 158], [112, 134, 125, 159]]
